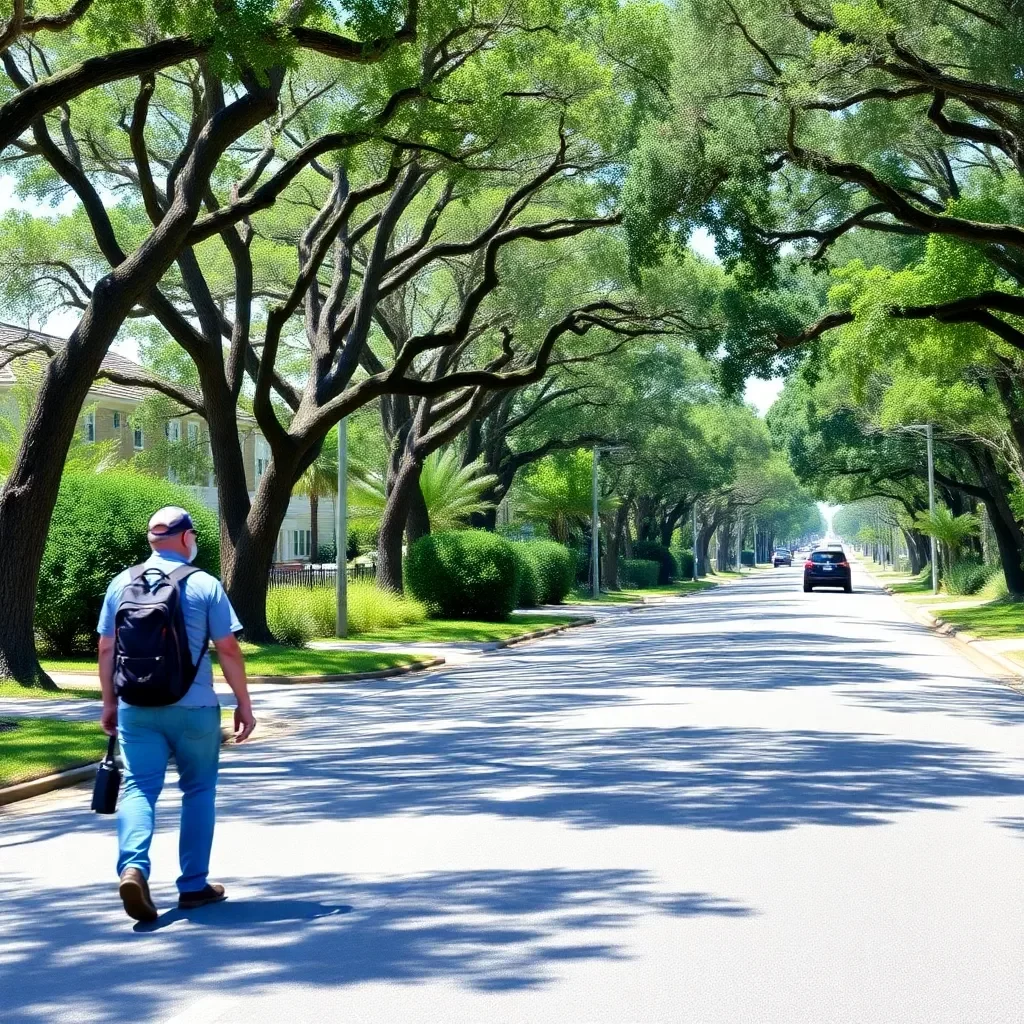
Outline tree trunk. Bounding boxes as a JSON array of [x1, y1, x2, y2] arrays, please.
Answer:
[[226, 461, 296, 642], [696, 522, 715, 577], [973, 453, 1024, 596], [377, 456, 423, 593], [902, 528, 922, 575], [405, 477, 430, 546]]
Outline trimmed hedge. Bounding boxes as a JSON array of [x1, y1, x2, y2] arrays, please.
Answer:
[[632, 541, 677, 584], [405, 530, 519, 620], [620, 558, 659, 589], [679, 550, 695, 579], [510, 543, 541, 608], [36, 470, 220, 654], [521, 539, 576, 604]]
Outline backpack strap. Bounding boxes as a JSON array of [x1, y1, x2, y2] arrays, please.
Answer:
[[167, 564, 211, 678]]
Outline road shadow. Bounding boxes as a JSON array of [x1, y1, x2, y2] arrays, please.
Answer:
[[0, 869, 752, 1023]]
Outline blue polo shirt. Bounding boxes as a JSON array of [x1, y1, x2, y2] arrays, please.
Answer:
[[97, 551, 241, 707]]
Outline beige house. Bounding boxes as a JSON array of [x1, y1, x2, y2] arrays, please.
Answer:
[[0, 324, 331, 563]]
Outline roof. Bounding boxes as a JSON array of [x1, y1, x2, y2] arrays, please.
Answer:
[[0, 323, 178, 405]]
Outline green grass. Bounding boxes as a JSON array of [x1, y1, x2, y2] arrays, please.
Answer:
[[233, 644, 432, 677], [568, 579, 720, 603], [351, 614, 582, 644], [932, 600, 1024, 640], [0, 717, 107, 787], [0, 679, 99, 699], [38, 645, 433, 680]]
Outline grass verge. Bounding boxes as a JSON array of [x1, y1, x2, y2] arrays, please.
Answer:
[[0, 680, 99, 699], [39, 645, 434, 680], [350, 614, 582, 644], [568, 580, 720, 603], [932, 600, 1024, 640], [0, 717, 106, 787]]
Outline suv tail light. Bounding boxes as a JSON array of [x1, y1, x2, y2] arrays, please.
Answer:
[[838, 560, 849, 568], [804, 560, 814, 569]]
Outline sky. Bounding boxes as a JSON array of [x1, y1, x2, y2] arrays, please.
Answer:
[[0, 184, 787, 415]]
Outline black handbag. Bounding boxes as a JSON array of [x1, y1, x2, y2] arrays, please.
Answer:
[[91, 735, 121, 814]]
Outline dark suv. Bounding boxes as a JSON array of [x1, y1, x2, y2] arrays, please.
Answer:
[[773, 549, 792, 567], [803, 548, 852, 592]]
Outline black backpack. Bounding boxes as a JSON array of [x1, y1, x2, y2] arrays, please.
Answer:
[[113, 564, 209, 707]]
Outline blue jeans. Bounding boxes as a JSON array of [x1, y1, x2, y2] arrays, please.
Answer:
[[117, 704, 220, 893]]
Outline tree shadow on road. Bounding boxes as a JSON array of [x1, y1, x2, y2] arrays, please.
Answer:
[[0, 868, 752, 1024]]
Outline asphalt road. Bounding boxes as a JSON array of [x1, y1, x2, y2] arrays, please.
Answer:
[[4, 564, 1024, 1023]]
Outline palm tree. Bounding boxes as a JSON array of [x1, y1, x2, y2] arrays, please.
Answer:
[[418, 449, 498, 532], [347, 448, 499, 536], [520, 449, 615, 542], [914, 505, 980, 574]]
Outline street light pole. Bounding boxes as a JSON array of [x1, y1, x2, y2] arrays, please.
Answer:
[[335, 417, 348, 638], [926, 423, 938, 594], [591, 445, 600, 598], [692, 502, 699, 582]]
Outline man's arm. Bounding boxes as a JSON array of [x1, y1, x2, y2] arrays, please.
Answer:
[[98, 635, 117, 736], [214, 634, 256, 742]]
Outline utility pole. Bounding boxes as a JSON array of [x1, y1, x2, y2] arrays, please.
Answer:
[[335, 418, 348, 638], [926, 423, 938, 593], [692, 502, 699, 582], [591, 446, 600, 598]]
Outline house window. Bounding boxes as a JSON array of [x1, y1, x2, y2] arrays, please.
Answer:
[[187, 421, 199, 444], [291, 529, 312, 559], [84, 411, 95, 443], [133, 424, 144, 450], [255, 436, 270, 482], [165, 419, 181, 443], [112, 411, 120, 430]]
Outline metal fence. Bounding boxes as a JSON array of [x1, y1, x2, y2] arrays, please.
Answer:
[[268, 563, 376, 589]]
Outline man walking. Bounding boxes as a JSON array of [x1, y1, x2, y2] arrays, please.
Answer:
[[98, 506, 256, 923]]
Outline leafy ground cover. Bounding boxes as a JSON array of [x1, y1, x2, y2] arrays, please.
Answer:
[[0, 718, 106, 787]]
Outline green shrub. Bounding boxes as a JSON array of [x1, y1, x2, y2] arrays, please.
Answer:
[[405, 530, 519, 620], [266, 588, 314, 647], [978, 570, 1010, 601], [268, 581, 426, 642], [678, 550, 695, 579], [944, 558, 997, 596], [620, 558, 659, 589], [510, 543, 541, 608], [347, 579, 426, 633], [632, 541, 677, 584], [36, 470, 220, 655], [522, 539, 576, 604]]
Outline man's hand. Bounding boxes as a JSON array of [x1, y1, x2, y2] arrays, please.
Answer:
[[233, 703, 256, 743], [101, 701, 118, 737]]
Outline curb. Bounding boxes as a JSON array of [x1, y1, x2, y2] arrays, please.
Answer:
[[245, 656, 444, 685], [496, 617, 597, 648], [881, 583, 1024, 687], [0, 713, 286, 808], [0, 761, 100, 807]]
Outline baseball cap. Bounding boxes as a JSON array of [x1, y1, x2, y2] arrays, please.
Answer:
[[147, 506, 195, 540]]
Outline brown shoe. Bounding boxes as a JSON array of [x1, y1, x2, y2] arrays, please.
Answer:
[[177, 883, 227, 910], [118, 868, 158, 923]]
